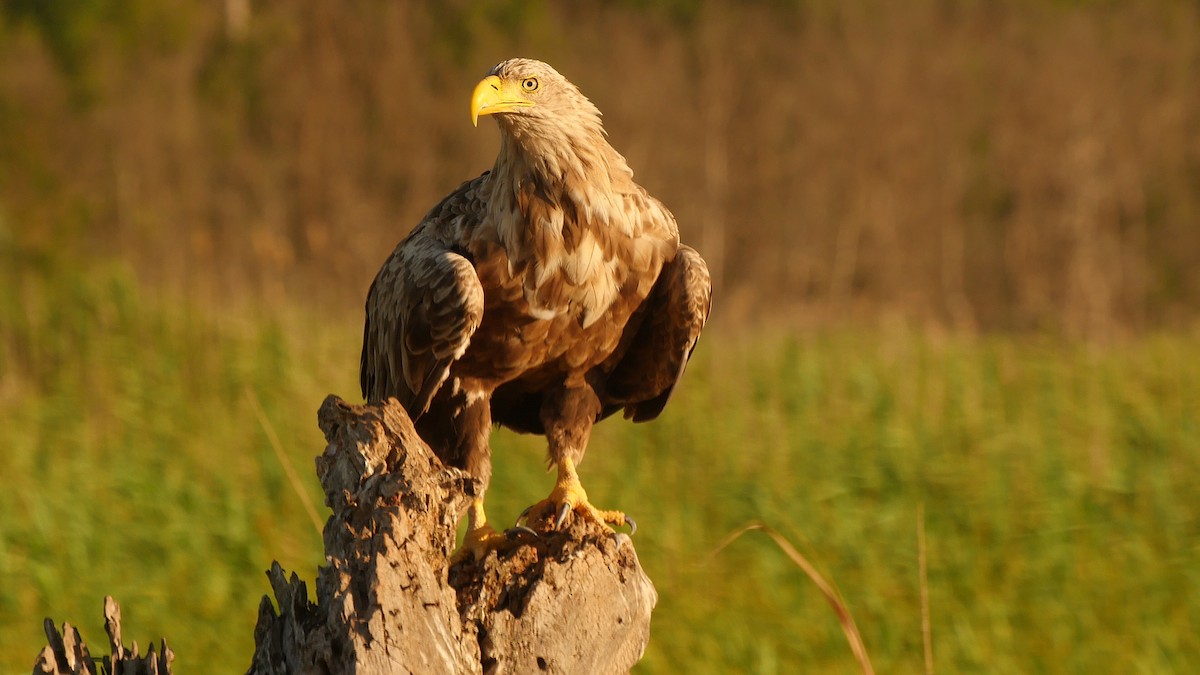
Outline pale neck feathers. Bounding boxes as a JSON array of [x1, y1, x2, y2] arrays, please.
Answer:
[[488, 104, 635, 240], [484, 96, 659, 327]]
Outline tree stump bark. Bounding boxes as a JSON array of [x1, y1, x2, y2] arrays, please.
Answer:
[[247, 395, 657, 675]]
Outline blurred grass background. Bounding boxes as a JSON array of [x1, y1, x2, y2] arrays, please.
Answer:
[[2, 0, 1199, 672]]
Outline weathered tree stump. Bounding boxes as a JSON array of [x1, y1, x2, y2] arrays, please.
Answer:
[[247, 395, 657, 674], [34, 596, 174, 675]]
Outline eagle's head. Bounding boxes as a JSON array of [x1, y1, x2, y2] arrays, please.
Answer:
[[471, 57, 635, 245], [470, 58, 604, 142]]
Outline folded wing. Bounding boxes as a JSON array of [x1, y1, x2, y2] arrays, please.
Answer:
[[361, 230, 485, 415], [604, 245, 712, 422]]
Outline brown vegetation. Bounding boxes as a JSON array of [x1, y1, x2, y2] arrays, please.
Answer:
[[2, 0, 1198, 334]]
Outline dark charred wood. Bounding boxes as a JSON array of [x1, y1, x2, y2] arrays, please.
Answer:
[[34, 596, 173, 675]]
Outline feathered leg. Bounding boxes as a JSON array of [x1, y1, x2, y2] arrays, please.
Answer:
[[517, 386, 636, 534], [425, 385, 532, 562]]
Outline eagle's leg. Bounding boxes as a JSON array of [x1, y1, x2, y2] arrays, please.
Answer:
[[518, 387, 635, 534], [432, 385, 533, 563], [533, 456, 635, 532]]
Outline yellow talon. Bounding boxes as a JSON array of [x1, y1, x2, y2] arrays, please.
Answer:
[[518, 458, 634, 534], [451, 498, 531, 563], [450, 523, 508, 564]]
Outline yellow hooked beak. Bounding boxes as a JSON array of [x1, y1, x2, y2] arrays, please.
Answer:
[[471, 75, 534, 127]]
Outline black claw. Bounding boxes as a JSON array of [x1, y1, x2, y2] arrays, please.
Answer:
[[624, 515, 637, 536], [514, 506, 533, 528], [506, 525, 538, 540], [555, 503, 571, 530]]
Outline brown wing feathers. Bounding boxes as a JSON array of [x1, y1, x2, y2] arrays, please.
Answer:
[[604, 244, 711, 422], [361, 225, 484, 416]]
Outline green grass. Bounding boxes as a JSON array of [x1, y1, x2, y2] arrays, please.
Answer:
[[2, 252, 1198, 673]]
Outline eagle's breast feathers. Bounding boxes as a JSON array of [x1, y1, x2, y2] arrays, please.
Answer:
[[496, 172, 678, 328]]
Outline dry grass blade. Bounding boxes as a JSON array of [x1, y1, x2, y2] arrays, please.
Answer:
[[245, 387, 325, 537], [919, 502, 934, 675], [707, 520, 875, 675]]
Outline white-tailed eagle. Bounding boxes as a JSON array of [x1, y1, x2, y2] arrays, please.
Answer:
[[361, 58, 711, 559]]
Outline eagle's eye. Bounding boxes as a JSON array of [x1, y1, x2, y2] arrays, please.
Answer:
[[521, 77, 539, 92]]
